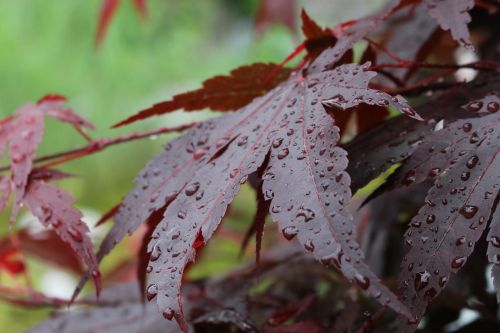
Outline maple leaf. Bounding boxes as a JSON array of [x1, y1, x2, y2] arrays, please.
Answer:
[[345, 72, 500, 194], [0, 97, 100, 292], [391, 94, 500, 329], [112, 63, 293, 127], [23, 181, 101, 293], [423, 0, 475, 50], [254, 0, 298, 36], [99, 58, 421, 331], [95, 0, 148, 48], [0, 97, 94, 222]]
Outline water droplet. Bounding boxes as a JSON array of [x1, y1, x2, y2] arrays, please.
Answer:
[[414, 271, 430, 291], [264, 189, 274, 200], [146, 284, 158, 301], [272, 138, 283, 148], [465, 101, 483, 112], [402, 170, 416, 185], [438, 276, 448, 287], [193, 148, 208, 160], [296, 207, 315, 222], [489, 236, 500, 248], [163, 308, 175, 320], [466, 155, 479, 169], [451, 256, 466, 269], [271, 205, 281, 213], [462, 123, 472, 132], [455, 236, 466, 246], [177, 210, 187, 219], [150, 244, 162, 261], [426, 214, 436, 224], [354, 274, 370, 290], [304, 239, 315, 252], [282, 226, 298, 240], [68, 226, 83, 242], [486, 101, 499, 113], [229, 169, 239, 178], [185, 182, 200, 196], [459, 205, 478, 219], [277, 148, 289, 159], [428, 168, 441, 178], [461, 172, 470, 181]]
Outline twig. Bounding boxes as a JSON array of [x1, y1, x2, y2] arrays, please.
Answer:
[[0, 122, 197, 173], [369, 60, 500, 71]]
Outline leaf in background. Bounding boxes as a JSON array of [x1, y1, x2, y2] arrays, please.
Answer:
[[0, 97, 94, 221], [0, 248, 25, 276], [23, 180, 100, 294], [95, 0, 148, 48], [254, 0, 298, 36], [37, 95, 95, 130], [345, 72, 500, 194], [423, 0, 475, 50], [113, 63, 293, 127], [95, 0, 120, 48], [396, 94, 499, 329], [18, 230, 84, 274], [7, 105, 45, 222]]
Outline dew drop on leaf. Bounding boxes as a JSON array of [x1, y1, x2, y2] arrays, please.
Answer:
[[185, 182, 200, 196], [486, 101, 499, 113], [282, 226, 298, 240], [414, 271, 430, 291], [459, 205, 478, 219], [451, 256, 466, 269], [162, 308, 175, 320], [68, 226, 83, 242], [354, 273, 370, 290]]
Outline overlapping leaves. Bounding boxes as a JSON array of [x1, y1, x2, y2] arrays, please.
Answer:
[[0, 97, 100, 291], [99, 53, 422, 330]]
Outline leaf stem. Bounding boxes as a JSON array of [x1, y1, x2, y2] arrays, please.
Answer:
[[0, 122, 197, 173]]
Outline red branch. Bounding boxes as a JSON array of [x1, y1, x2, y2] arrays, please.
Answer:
[[369, 60, 500, 72], [0, 122, 197, 173]]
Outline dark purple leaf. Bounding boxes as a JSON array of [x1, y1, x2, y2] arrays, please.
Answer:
[[423, 0, 475, 50]]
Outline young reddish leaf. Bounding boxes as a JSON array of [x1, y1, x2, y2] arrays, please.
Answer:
[[0, 248, 25, 275], [111, 62, 419, 331], [95, 203, 121, 227], [17, 230, 84, 274], [300, 10, 342, 63], [113, 63, 293, 127], [397, 101, 499, 328], [23, 182, 101, 294], [38, 98, 95, 130], [8, 106, 45, 222], [423, 0, 475, 50], [0, 175, 11, 213], [312, 0, 409, 70], [0, 99, 94, 222], [254, 0, 298, 36], [95, 0, 120, 48], [132, 0, 147, 19]]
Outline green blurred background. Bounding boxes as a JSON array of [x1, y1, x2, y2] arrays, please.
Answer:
[[0, 1, 384, 331]]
